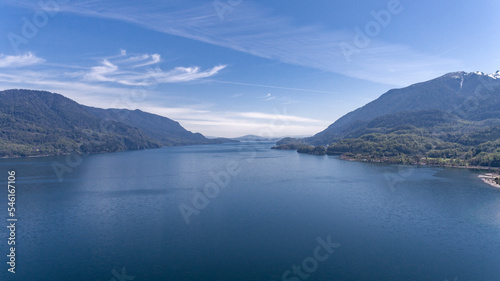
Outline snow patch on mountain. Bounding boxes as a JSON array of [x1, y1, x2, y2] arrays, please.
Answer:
[[469, 70, 500, 79]]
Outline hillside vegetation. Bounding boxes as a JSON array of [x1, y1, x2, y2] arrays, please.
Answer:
[[0, 89, 234, 157], [275, 71, 500, 168]]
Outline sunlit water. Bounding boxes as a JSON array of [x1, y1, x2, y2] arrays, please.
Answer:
[[1, 142, 499, 281]]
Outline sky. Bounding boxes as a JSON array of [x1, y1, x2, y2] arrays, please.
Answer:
[[0, 0, 499, 138]]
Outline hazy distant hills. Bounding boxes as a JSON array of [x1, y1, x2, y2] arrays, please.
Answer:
[[233, 135, 281, 141], [0, 89, 235, 157], [305, 71, 500, 145], [276, 71, 500, 167]]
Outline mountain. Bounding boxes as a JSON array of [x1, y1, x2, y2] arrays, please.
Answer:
[[304, 71, 500, 145], [0, 89, 234, 157], [325, 110, 500, 167], [0, 89, 161, 157], [84, 107, 235, 146], [275, 71, 500, 168], [233, 135, 281, 141]]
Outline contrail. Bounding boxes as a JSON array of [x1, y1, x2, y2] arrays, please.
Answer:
[[208, 80, 341, 95]]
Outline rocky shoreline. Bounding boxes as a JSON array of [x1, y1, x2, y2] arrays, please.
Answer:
[[478, 173, 500, 189]]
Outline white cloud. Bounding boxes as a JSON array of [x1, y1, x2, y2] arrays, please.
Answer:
[[83, 51, 226, 86], [262, 93, 276, 101], [0, 52, 45, 68], [84, 59, 118, 82], [238, 112, 322, 123], [134, 54, 161, 67], [154, 65, 227, 84], [142, 105, 328, 138]]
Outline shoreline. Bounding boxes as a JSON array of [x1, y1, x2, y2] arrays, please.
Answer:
[[338, 155, 498, 171], [333, 155, 500, 189], [478, 173, 500, 189], [0, 142, 242, 160]]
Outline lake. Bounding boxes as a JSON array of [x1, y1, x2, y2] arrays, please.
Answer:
[[1, 142, 499, 281]]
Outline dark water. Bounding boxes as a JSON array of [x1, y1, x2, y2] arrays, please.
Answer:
[[1, 142, 499, 281]]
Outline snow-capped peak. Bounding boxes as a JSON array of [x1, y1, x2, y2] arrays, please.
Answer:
[[468, 70, 500, 79], [490, 70, 500, 79]]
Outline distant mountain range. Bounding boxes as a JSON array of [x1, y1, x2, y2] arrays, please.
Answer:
[[4, 69, 500, 167], [276, 71, 500, 167], [0, 89, 236, 157], [233, 135, 282, 141]]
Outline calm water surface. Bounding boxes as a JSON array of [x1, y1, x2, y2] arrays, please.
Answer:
[[1, 142, 499, 281]]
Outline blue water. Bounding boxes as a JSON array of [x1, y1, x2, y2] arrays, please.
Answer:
[[1, 142, 499, 281]]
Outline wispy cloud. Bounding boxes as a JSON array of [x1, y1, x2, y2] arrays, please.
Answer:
[[143, 105, 329, 138], [0, 52, 45, 68], [40, 0, 460, 86], [257, 93, 299, 105], [210, 80, 340, 95], [0, 50, 225, 108], [238, 112, 322, 123], [0, 50, 225, 90], [83, 51, 226, 86], [133, 54, 160, 67], [85, 59, 118, 83], [262, 93, 276, 101]]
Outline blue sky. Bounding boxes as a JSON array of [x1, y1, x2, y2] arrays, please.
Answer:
[[1, 0, 499, 137]]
